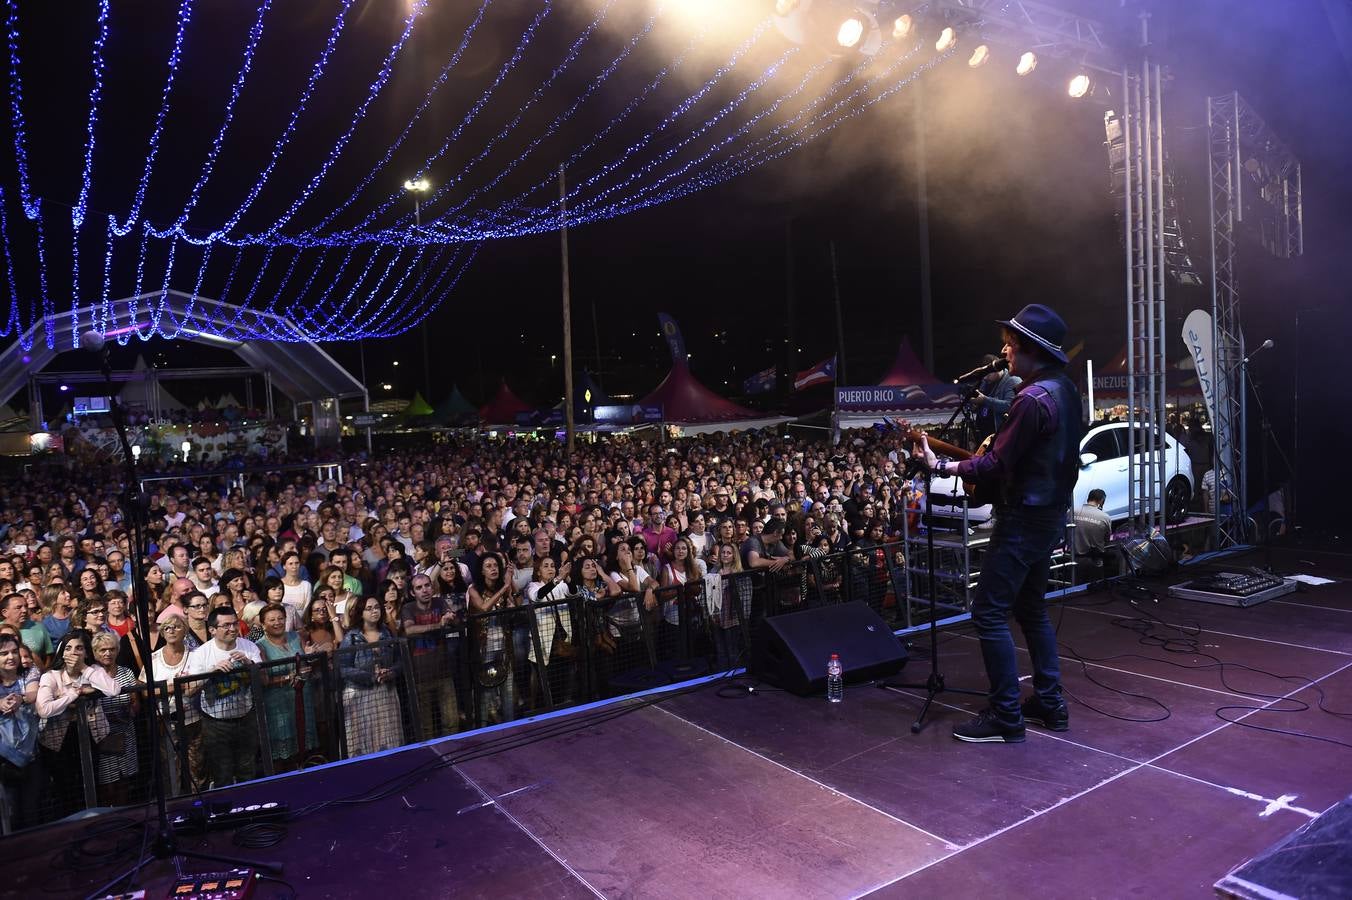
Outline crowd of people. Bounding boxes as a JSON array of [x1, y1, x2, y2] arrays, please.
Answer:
[[0, 425, 929, 830]]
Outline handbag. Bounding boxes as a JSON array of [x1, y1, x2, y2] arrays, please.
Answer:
[[549, 604, 575, 663], [84, 699, 111, 745], [474, 650, 510, 689], [0, 707, 38, 768], [593, 618, 617, 656], [96, 726, 127, 756]]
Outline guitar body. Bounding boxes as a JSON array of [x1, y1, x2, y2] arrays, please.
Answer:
[[965, 433, 996, 507], [891, 419, 998, 508]]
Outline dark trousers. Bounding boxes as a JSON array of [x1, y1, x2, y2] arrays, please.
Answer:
[[1, 754, 45, 830], [201, 709, 259, 788], [971, 504, 1066, 723]]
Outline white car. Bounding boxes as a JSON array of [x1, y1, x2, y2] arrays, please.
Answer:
[[925, 421, 1195, 524]]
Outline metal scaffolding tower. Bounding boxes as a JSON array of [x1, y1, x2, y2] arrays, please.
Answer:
[[1119, 21, 1168, 535], [1206, 92, 1303, 547]]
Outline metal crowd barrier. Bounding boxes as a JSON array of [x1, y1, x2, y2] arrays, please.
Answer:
[[3, 539, 1014, 833]]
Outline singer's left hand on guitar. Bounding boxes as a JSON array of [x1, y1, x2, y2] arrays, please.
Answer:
[[916, 435, 938, 471]]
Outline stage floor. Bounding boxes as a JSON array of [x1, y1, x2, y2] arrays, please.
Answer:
[[7, 545, 1352, 900]]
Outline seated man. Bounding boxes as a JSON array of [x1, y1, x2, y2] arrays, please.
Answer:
[[1073, 489, 1114, 578]]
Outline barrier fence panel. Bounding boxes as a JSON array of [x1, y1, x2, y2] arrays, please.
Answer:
[[333, 636, 415, 760], [251, 653, 337, 775], [586, 590, 656, 701], [401, 625, 463, 742], [9, 534, 1084, 833]]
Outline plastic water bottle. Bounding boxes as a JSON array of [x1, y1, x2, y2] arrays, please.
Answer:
[[826, 653, 844, 703]]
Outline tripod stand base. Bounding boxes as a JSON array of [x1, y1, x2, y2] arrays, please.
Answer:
[[878, 673, 986, 734]]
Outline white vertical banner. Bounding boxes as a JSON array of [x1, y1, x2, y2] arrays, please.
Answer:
[[1182, 309, 1231, 499]]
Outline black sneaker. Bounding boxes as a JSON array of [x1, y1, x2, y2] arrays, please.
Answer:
[[1021, 696, 1069, 732], [953, 709, 1026, 743]]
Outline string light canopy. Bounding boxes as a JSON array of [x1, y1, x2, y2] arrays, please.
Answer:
[[0, 0, 953, 347]]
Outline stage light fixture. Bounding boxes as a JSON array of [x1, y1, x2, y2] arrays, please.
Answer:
[[935, 26, 956, 52], [837, 16, 865, 48], [1068, 72, 1093, 98], [892, 13, 913, 39], [1016, 51, 1038, 76], [968, 44, 990, 68], [774, 0, 800, 15]]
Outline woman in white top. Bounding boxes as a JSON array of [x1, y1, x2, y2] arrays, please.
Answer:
[[279, 552, 311, 626], [706, 543, 753, 671], [467, 553, 515, 724], [35, 630, 118, 819], [143, 612, 205, 794], [607, 540, 654, 631], [525, 558, 574, 706], [659, 536, 708, 660], [684, 512, 712, 561]]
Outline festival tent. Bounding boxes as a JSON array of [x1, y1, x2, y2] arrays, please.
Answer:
[[878, 337, 938, 386], [431, 385, 477, 426], [403, 391, 435, 418], [117, 356, 188, 414], [639, 363, 789, 434], [834, 337, 961, 432], [215, 392, 241, 409], [478, 381, 533, 425]]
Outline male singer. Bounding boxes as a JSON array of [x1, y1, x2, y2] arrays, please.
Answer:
[[921, 304, 1084, 743]]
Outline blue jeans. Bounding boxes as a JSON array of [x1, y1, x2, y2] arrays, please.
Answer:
[[972, 504, 1065, 724]]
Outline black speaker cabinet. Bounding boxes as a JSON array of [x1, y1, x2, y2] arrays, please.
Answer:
[[749, 601, 908, 696]]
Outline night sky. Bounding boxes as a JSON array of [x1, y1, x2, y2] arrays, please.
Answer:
[[7, 0, 1351, 480]]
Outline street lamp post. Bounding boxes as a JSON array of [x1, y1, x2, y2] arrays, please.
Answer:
[[403, 178, 432, 403]]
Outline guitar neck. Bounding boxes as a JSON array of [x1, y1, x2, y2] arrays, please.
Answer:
[[907, 430, 973, 461]]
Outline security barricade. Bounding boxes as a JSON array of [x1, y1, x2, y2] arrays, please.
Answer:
[[332, 635, 418, 759], [4, 546, 926, 834]]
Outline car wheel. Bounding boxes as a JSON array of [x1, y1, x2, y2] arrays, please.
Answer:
[[1166, 476, 1191, 524]]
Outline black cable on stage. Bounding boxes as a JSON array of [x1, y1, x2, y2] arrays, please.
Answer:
[[232, 822, 288, 849], [1053, 580, 1352, 749]]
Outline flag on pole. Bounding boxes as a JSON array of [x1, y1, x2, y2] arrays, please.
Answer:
[[742, 365, 778, 394], [794, 355, 837, 391], [656, 313, 687, 366]]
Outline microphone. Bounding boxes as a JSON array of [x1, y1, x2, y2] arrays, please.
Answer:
[[1243, 339, 1274, 364], [79, 330, 107, 353], [953, 356, 1008, 383]]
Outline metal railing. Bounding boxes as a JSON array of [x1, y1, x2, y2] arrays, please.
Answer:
[[2, 533, 1080, 833]]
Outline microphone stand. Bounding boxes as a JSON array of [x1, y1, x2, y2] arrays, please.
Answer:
[[85, 342, 278, 900], [878, 457, 984, 733], [938, 376, 985, 449], [1240, 357, 1290, 570]]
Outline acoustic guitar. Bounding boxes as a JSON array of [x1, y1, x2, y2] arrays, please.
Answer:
[[888, 419, 995, 504]]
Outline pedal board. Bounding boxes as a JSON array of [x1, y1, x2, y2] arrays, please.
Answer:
[[164, 868, 256, 899], [1167, 569, 1298, 607]]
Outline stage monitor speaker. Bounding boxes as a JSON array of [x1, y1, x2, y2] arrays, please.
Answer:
[[750, 601, 907, 696]]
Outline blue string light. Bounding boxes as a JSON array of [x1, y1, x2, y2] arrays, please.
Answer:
[[0, 2, 958, 345], [410, 0, 617, 227], [146, 0, 274, 239], [214, 0, 356, 237], [113, 0, 193, 237], [73, 0, 110, 230], [4, 0, 36, 219], [0, 187, 32, 350], [434, 9, 669, 237], [249, 0, 428, 242], [317, 0, 552, 247], [302, 0, 494, 239]]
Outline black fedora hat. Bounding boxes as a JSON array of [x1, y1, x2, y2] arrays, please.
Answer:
[[997, 304, 1069, 363]]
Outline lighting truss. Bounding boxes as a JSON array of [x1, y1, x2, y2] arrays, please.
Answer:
[[917, 0, 1113, 70], [1206, 91, 1303, 548]]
